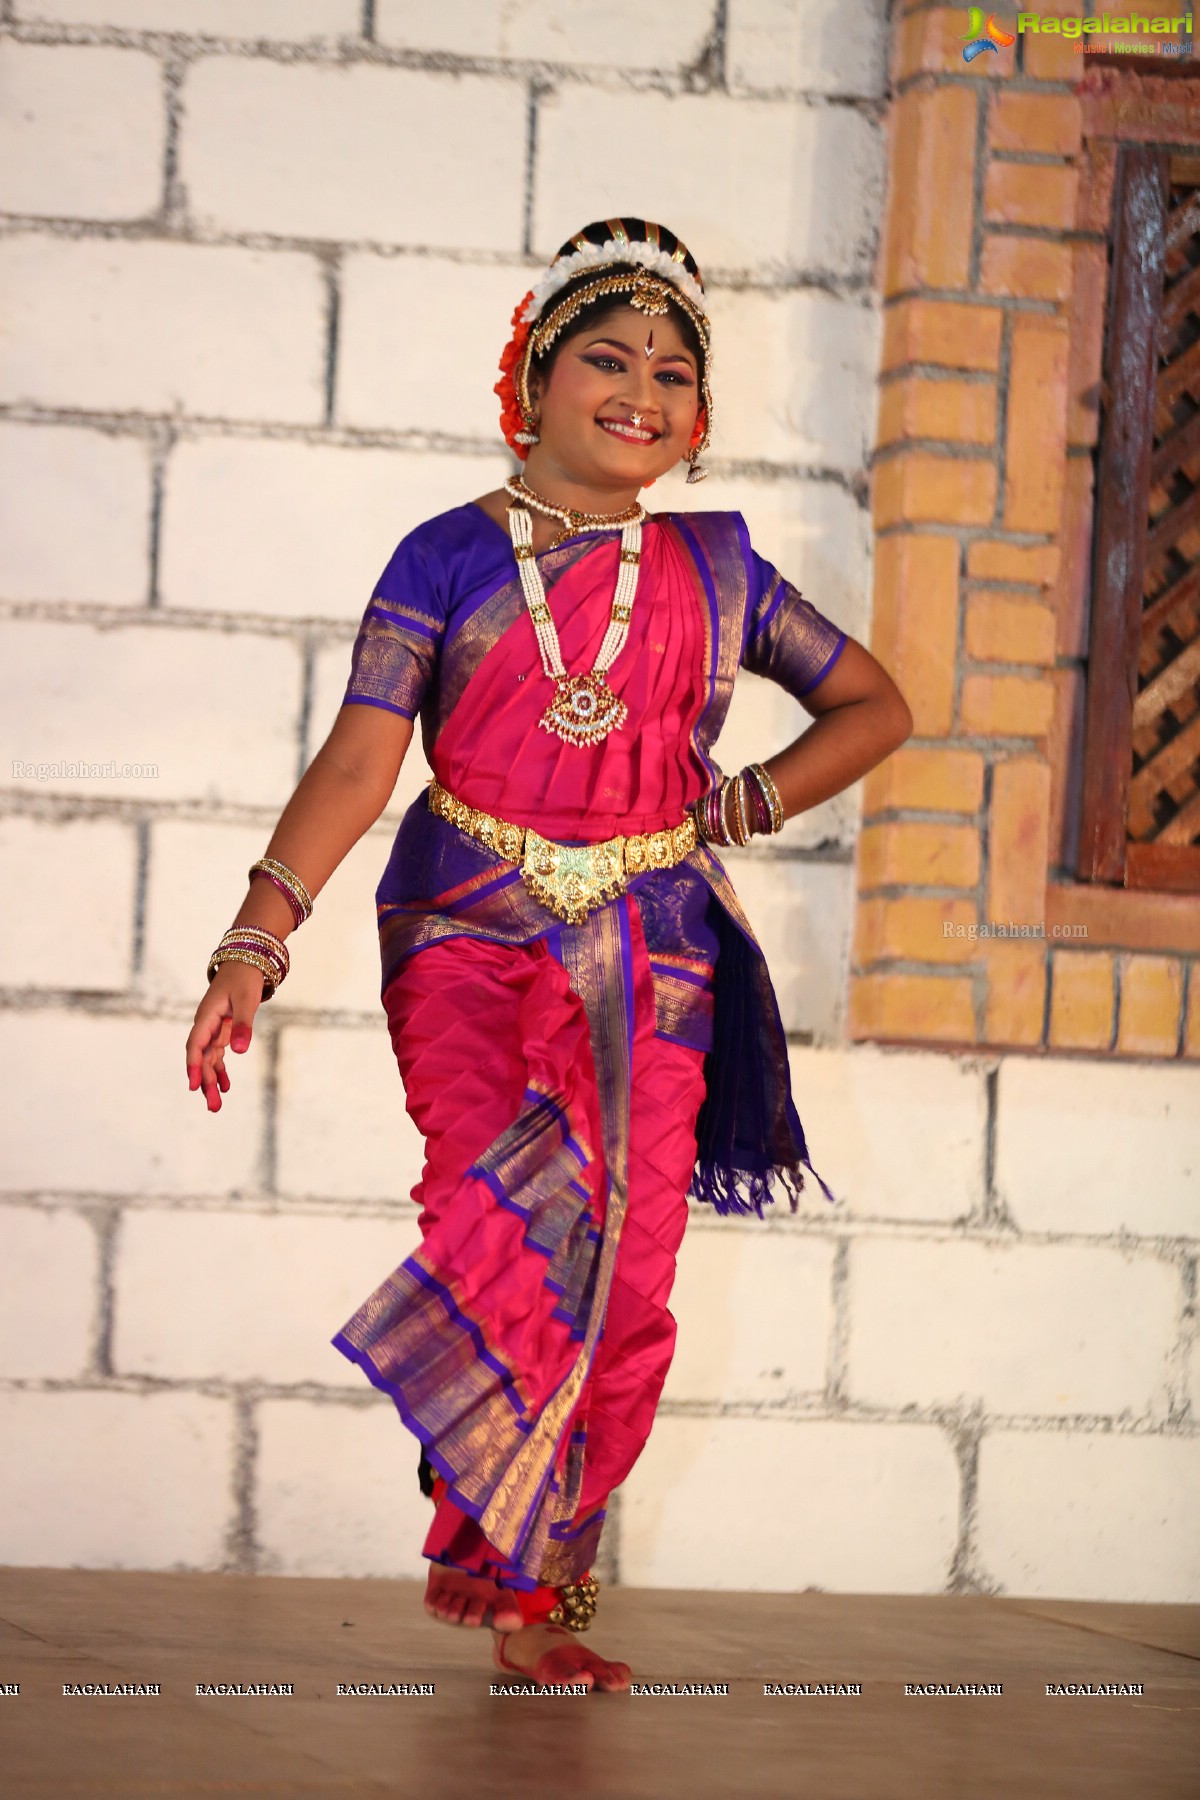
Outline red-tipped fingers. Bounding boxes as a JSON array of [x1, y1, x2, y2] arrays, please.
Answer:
[[230, 1022, 252, 1054]]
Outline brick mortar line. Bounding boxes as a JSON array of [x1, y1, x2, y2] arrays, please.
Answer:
[[227, 1392, 258, 1575], [0, 18, 889, 102], [967, 76, 990, 293], [0, 795, 856, 860], [146, 421, 173, 609], [91, 1203, 119, 1381], [1165, 1248, 1197, 1425], [520, 78, 540, 259], [894, 69, 1081, 101], [0, 410, 872, 491], [878, 366, 998, 385], [876, 521, 1056, 543], [879, 286, 1064, 315], [5, 1191, 1198, 1252], [0, 218, 881, 300], [947, 1405, 993, 1593], [130, 817, 150, 979], [847, 950, 1198, 979], [1, 1372, 1195, 1437], [826, 1237, 851, 1405]]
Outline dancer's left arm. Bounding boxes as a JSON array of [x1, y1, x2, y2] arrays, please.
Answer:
[[756, 637, 913, 822]]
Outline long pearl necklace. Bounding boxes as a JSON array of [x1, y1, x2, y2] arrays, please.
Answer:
[[506, 499, 643, 749]]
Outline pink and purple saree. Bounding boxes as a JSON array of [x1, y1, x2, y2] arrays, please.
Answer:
[[331, 504, 845, 1591]]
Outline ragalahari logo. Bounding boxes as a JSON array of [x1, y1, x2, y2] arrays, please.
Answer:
[[961, 8, 1018, 56]]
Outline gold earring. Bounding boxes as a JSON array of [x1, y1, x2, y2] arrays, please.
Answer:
[[514, 414, 540, 446]]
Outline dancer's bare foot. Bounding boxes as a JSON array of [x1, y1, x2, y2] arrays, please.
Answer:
[[424, 1565, 524, 1631], [491, 1622, 632, 1693]]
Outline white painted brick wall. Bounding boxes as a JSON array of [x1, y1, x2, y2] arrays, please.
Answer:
[[0, 815, 137, 990], [707, 288, 880, 469], [975, 1430, 1200, 1604], [256, 1396, 431, 1579], [275, 1023, 425, 1201], [533, 86, 883, 276], [0, 1205, 97, 1379], [0, 421, 152, 605], [0, 41, 163, 221], [159, 438, 510, 622], [720, 853, 853, 1040], [1, 619, 302, 805], [182, 59, 528, 250], [785, 1046, 989, 1224], [0, 235, 326, 422], [376, 0, 716, 73], [658, 469, 872, 643], [665, 1226, 836, 1404], [14, 1, 358, 34], [142, 817, 388, 1013], [846, 1238, 1179, 1419], [0, 1389, 233, 1568], [727, 0, 890, 97], [4, 1, 1194, 1604], [337, 255, 528, 439], [622, 1416, 959, 1591], [0, 1013, 264, 1194], [114, 1207, 421, 1385], [995, 1059, 1200, 1240]]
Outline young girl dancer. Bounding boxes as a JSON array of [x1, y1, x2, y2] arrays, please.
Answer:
[[187, 219, 912, 1693]]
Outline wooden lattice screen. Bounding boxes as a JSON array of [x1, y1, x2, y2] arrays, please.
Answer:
[[1079, 146, 1200, 894]]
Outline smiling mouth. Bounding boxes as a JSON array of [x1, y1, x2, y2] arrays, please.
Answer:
[[598, 418, 660, 444]]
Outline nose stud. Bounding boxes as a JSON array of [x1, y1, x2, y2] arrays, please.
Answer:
[[631, 412, 644, 428]]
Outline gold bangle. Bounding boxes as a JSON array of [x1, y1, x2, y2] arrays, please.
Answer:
[[728, 772, 751, 846], [717, 776, 736, 847], [207, 947, 282, 1000], [248, 857, 313, 924], [215, 925, 290, 973]]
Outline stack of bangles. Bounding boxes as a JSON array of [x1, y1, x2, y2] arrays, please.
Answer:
[[694, 762, 785, 848], [206, 856, 314, 1002]]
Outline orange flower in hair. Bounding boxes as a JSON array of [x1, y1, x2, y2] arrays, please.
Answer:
[[495, 290, 535, 459]]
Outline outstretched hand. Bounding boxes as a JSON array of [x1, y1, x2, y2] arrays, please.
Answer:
[[186, 964, 265, 1112]]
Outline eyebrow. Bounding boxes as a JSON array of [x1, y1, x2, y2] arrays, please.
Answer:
[[585, 336, 696, 368]]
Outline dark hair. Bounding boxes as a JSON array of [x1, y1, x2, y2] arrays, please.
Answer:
[[533, 218, 708, 387]]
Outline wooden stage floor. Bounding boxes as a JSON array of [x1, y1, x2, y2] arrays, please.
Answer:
[[0, 1568, 1196, 1798]]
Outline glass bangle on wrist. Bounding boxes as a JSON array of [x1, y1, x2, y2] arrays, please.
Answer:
[[248, 856, 313, 928], [693, 764, 785, 847], [207, 926, 290, 1000]]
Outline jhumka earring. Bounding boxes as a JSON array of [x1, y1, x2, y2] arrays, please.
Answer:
[[686, 447, 709, 484], [514, 413, 540, 447]]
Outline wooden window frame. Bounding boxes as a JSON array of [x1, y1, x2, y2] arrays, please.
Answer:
[[1077, 143, 1200, 895]]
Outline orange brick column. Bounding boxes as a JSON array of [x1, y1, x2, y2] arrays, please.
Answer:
[[851, 2, 1200, 1061]]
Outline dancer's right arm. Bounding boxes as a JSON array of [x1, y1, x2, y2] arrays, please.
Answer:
[[186, 703, 415, 1112]]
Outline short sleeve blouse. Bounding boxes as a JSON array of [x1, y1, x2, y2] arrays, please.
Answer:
[[740, 546, 847, 700], [343, 529, 448, 722]]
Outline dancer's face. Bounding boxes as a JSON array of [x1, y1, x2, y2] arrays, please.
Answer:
[[526, 302, 703, 495]]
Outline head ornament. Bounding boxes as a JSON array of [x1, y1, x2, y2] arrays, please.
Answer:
[[494, 218, 713, 481]]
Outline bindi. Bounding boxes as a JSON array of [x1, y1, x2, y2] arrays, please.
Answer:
[[643, 330, 654, 358]]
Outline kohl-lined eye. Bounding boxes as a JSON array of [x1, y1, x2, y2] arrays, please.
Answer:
[[583, 354, 626, 373]]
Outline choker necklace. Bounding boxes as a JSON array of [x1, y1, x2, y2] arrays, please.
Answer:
[[505, 498, 643, 749], [504, 475, 644, 551]]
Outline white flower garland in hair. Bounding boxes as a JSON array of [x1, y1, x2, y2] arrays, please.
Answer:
[[521, 237, 709, 325]]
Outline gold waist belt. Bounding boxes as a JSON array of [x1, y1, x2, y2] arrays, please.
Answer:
[[427, 777, 697, 926]]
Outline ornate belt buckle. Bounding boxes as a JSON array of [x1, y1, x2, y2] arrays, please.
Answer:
[[520, 830, 628, 925]]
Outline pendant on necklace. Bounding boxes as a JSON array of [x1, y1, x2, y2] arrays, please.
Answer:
[[539, 672, 628, 747]]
